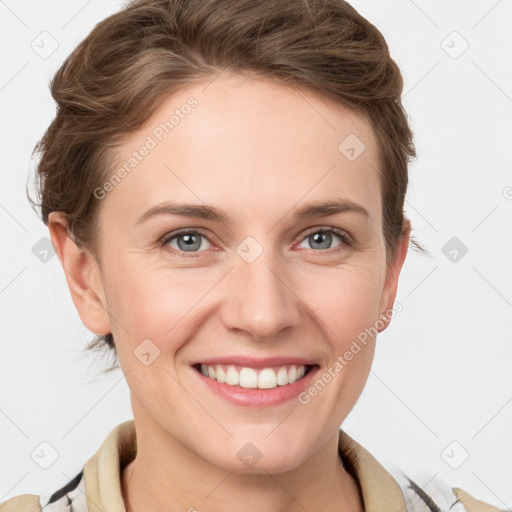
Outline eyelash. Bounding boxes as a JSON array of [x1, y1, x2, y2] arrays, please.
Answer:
[[159, 227, 353, 258]]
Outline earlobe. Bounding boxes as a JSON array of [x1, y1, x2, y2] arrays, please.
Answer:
[[48, 212, 111, 336], [377, 220, 411, 333]]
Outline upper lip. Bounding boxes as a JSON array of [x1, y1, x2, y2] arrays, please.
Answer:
[[192, 356, 318, 369]]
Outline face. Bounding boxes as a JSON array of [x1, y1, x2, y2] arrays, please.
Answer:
[[51, 72, 408, 474]]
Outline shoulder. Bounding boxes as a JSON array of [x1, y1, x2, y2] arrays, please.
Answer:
[[0, 469, 86, 512], [338, 429, 502, 512], [0, 420, 134, 512], [0, 494, 41, 512], [390, 468, 503, 512], [453, 487, 504, 512]]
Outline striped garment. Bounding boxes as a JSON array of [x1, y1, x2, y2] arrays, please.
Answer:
[[0, 420, 502, 512], [37, 467, 472, 512], [41, 470, 87, 511], [38, 467, 470, 512]]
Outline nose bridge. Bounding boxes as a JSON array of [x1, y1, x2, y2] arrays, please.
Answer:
[[222, 239, 301, 340]]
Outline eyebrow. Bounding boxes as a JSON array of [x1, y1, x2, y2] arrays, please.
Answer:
[[135, 198, 370, 226]]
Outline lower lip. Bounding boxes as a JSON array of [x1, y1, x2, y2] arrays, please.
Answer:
[[192, 365, 319, 408]]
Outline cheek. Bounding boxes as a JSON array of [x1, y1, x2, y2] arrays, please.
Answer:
[[105, 255, 384, 365], [303, 269, 380, 391], [103, 262, 219, 354], [290, 266, 380, 429], [296, 263, 383, 344]]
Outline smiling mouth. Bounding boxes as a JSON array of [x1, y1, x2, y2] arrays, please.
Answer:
[[193, 363, 316, 389]]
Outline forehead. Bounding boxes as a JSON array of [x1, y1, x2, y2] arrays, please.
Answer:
[[103, 73, 382, 227]]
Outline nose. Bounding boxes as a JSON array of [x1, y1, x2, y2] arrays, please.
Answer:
[[220, 247, 302, 341]]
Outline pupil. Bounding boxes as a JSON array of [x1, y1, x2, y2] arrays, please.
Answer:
[[178, 233, 200, 251], [311, 232, 331, 250]]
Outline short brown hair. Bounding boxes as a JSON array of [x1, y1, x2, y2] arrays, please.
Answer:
[[29, 0, 428, 373]]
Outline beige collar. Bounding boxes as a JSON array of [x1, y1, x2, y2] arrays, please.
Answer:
[[83, 420, 406, 512], [338, 429, 406, 512]]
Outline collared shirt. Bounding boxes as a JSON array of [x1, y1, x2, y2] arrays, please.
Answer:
[[0, 420, 501, 512]]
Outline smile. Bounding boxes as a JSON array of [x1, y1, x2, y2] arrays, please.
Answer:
[[194, 363, 310, 389], [191, 359, 320, 407]]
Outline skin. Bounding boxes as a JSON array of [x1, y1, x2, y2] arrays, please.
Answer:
[[49, 72, 410, 512]]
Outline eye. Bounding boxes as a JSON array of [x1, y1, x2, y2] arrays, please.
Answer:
[[296, 227, 351, 252], [160, 229, 213, 257], [160, 226, 352, 258]]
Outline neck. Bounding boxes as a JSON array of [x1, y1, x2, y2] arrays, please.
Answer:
[[121, 409, 364, 512]]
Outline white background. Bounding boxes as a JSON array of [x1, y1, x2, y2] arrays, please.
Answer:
[[1, 0, 511, 508]]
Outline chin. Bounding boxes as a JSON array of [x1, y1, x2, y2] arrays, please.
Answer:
[[205, 436, 313, 475]]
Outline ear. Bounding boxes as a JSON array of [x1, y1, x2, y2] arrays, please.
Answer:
[[48, 212, 111, 336], [377, 219, 411, 333]]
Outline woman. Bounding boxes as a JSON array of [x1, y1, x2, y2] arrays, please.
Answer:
[[0, 0, 502, 511]]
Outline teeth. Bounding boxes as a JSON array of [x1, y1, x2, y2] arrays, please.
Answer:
[[239, 368, 258, 388], [216, 366, 226, 383], [276, 367, 288, 385], [198, 364, 309, 389], [258, 368, 277, 389], [225, 366, 240, 386]]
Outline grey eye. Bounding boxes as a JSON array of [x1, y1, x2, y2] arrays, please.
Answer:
[[167, 232, 211, 252], [298, 230, 344, 251]]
